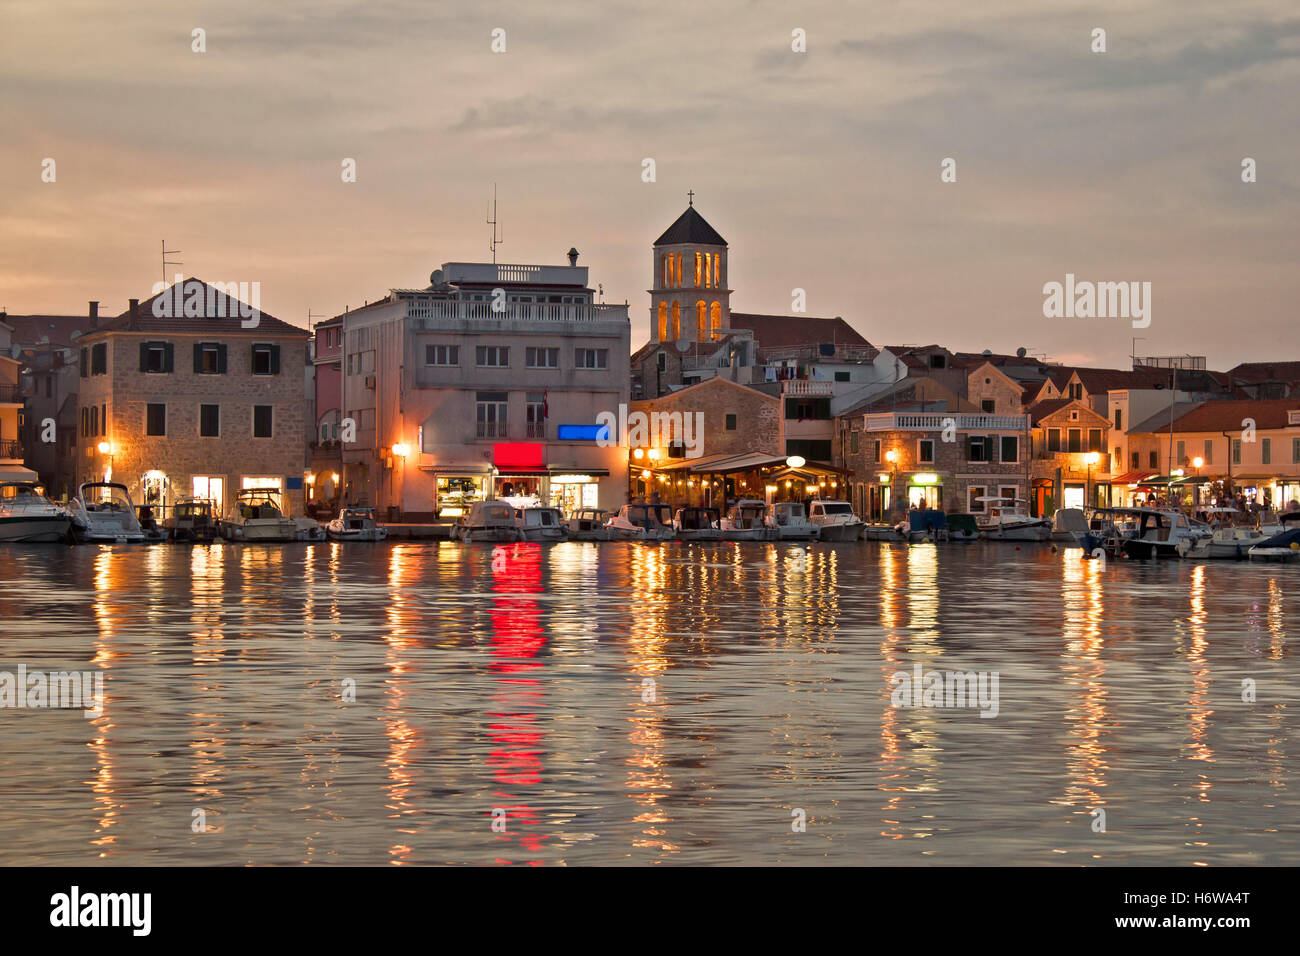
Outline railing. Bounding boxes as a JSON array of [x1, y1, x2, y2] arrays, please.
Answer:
[[0, 384, 20, 403], [441, 262, 586, 286], [862, 412, 1030, 431], [783, 380, 833, 396], [0, 439, 23, 460], [759, 345, 876, 363], [407, 300, 628, 324]]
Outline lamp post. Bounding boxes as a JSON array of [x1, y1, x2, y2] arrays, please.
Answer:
[[391, 443, 409, 521], [885, 449, 898, 518], [1192, 456, 1203, 508], [1085, 451, 1099, 509]]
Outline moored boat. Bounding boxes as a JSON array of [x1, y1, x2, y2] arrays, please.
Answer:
[[674, 506, 721, 541], [514, 505, 568, 541], [946, 512, 980, 541], [718, 499, 772, 541], [566, 508, 611, 541], [606, 503, 675, 540], [221, 487, 298, 543], [453, 500, 521, 542], [164, 497, 219, 542], [975, 497, 1051, 542], [327, 506, 389, 542], [1050, 508, 1089, 544], [0, 481, 71, 543], [1249, 514, 1300, 561], [68, 482, 147, 544], [766, 501, 819, 540], [808, 499, 864, 541]]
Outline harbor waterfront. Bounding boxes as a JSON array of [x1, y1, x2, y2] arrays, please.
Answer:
[[0, 539, 1294, 866]]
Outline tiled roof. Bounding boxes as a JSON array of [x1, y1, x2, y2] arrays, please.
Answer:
[[731, 313, 871, 352], [1135, 398, 1300, 433], [1226, 362, 1300, 384], [1128, 401, 1206, 434], [1029, 399, 1073, 424], [654, 206, 727, 246], [86, 279, 308, 338], [1, 313, 93, 346]]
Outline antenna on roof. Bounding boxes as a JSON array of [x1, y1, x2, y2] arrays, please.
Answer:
[[161, 239, 182, 286], [308, 309, 325, 330], [486, 184, 503, 264]]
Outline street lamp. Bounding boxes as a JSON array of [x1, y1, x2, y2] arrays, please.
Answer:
[[1085, 451, 1099, 508], [885, 449, 898, 516], [1192, 456, 1204, 507]]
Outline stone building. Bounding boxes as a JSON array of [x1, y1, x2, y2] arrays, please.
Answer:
[[75, 279, 312, 519]]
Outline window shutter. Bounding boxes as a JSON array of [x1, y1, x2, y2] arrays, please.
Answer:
[[164, 343, 174, 372], [194, 343, 203, 373], [270, 344, 281, 374], [217, 344, 228, 373], [80, 348, 88, 378], [139, 342, 149, 371]]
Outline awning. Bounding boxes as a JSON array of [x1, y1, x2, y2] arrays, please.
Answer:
[[1112, 470, 1157, 484], [547, 466, 609, 477], [418, 462, 494, 474], [0, 465, 39, 481]]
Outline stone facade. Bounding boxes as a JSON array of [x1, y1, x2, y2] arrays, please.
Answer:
[[629, 376, 780, 460]]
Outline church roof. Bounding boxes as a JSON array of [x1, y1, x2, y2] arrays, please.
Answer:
[[654, 206, 727, 247]]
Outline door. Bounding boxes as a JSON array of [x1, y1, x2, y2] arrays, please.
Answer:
[[193, 476, 225, 515]]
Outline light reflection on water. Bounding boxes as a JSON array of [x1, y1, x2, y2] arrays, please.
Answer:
[[0, 540, 1295, 866]]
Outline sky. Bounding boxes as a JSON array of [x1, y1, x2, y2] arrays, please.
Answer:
[[2, 0, 1297, 369]]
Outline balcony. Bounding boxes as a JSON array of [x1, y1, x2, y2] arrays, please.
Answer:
[[406, 300, 628, 325], [0, 439, 23, 460], [0, 384, 21, 404], [759, 344, 876, 364], [783, 380, 834, 397], [863, 412, 1030, 432]]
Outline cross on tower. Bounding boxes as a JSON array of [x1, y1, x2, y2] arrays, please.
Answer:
[[687, 190, 694, 206]]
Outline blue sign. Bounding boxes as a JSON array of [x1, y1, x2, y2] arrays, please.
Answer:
[[557, 424, 610, 442], [286, 477, 304, 490]]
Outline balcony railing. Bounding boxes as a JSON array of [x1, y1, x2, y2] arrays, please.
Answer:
[[407, 300, 628, 325], [863, 412, 1030, 432], [0, 439, 23, 460], [0, 384, 20, 404], [759, 345, 876, 363], [783, 380, 834, 396]]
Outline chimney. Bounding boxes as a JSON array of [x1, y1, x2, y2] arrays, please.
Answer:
[[128, 298, 139, 328], [88, 300, 99, 329], [567, 247, 579, 267]]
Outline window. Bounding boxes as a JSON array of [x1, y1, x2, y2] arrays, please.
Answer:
[[1176, 440, 1186, 466], [1150, 450, 1159, 468], [252, 344, 280, 375], [918, 439, 935, 464], [1232, 439, 1242, 465], [850, 431, 859, 455], [981, 399, 996, 413], [872, 440, 881, 464], [1293, 438, 1300, 464], [657, 304, 668, 341], [476, 346, 510, 368], [1131, 451, 1139, 468], [91, 343, 107, 376], [1047, 429, 1061, 452], [999, 486, 1019, 502], [834, 371, 850, 382], [1203, 439, 1213, 465], [725, 414, 737, 431], [967, 436, 991, 462], [1067, 429, 1082, 453], [1069, 384, 1083, 400], [575, 349, 608, 370], [671, 302, 680, 340], [1114, 408, 1123, 430], [928, 354, 946, 369], [194, 342, 225, 374], [1089, 429, 1103, 453], [146, 403, 166, 436], [200, 404, 220, 437], [80, 348, 88, 378], [476, 391, 507, 438], [425, 345, 459, 366], [253, 405, 273, 438], [968, 486, 987, 513], [657, 351, 667, 372], [139, 342, 173, 373], [1262, 438, 1271, 465], [785, 439, 832, 461], [785, 398, 831, 420], [525, 347, 558, 368], [1001, 436, 1018, 463], [101, 404, 106, 436], [525, 392, 545, 438]]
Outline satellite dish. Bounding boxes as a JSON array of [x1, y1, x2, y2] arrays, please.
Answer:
[[982, 348, 993, 356], [675, 337, 691, 351], [430, 269, 445, 287], [1016, 347, 1027, 358]]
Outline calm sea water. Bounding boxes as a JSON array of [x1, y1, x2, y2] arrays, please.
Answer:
[[0, 539, 1294, 866]]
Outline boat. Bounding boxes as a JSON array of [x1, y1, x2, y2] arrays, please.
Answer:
[[68, 481, 147, 543], [718, 499, 773, 540], [135, 505, 167, 542], [808, 499, 865, 541], [293, 517, 326, 541], [1202, 525, 1266, 560], [673, 506, 721, 541], [1248, 512, 1300, 561], [975, 497, 1051, 542], [327, 506, 389, 542], [453, 500, 521, 542], [221, 487, 298, 543], [514, 505, 568, 541], [0, 481, 71, 542], [766, 501, 820, 540], [566, 508, 611, 541], [163, 497, 219, 542], [606, 503, 675, 540], [1113, 508, 1201, 559], [946, 513, 981, 541], [896, 508, 947, 542], [1050, 508, 1089, 544], [863, 522, 905, 541]]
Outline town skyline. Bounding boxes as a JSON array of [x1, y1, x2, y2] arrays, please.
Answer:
[[4, 1, 1297, 369]]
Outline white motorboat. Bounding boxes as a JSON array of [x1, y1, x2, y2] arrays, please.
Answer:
[[1116, 508, 1201, 559], [566, 508, 611, 541], [68, 482, 147, 543], [163, 497, 219, 542], [221, 487, 298, 542], [453, 500, 521, 542], [1248, 512, 1300, 561], [808, 499, 864, 541], [766, 501, 820, 540], [1050, 508, 1089, 544], [1202, 525, 1266, 560], [863, 522, 905, 541], [975, 497, 1051, 542], [673, 506, 721, 541], [327, 506, 389, 542], [719, 499, 773, 541], [514, 506, 567, 541], [0, 481, 71, 542], [606, 503, 675, 540]]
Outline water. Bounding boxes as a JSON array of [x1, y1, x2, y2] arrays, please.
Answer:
[[0, 539, 1294, 866]]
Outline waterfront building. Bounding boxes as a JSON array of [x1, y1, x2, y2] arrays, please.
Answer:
[[75, 280, 312, 519], [1027, 399, 1114, 512], [307, 314, 343, 515], [336, 256, 629, 520], [0, 320, 36, 483]]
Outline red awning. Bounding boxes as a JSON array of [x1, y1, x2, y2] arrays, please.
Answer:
[[1112, 470, 1157, 484]]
